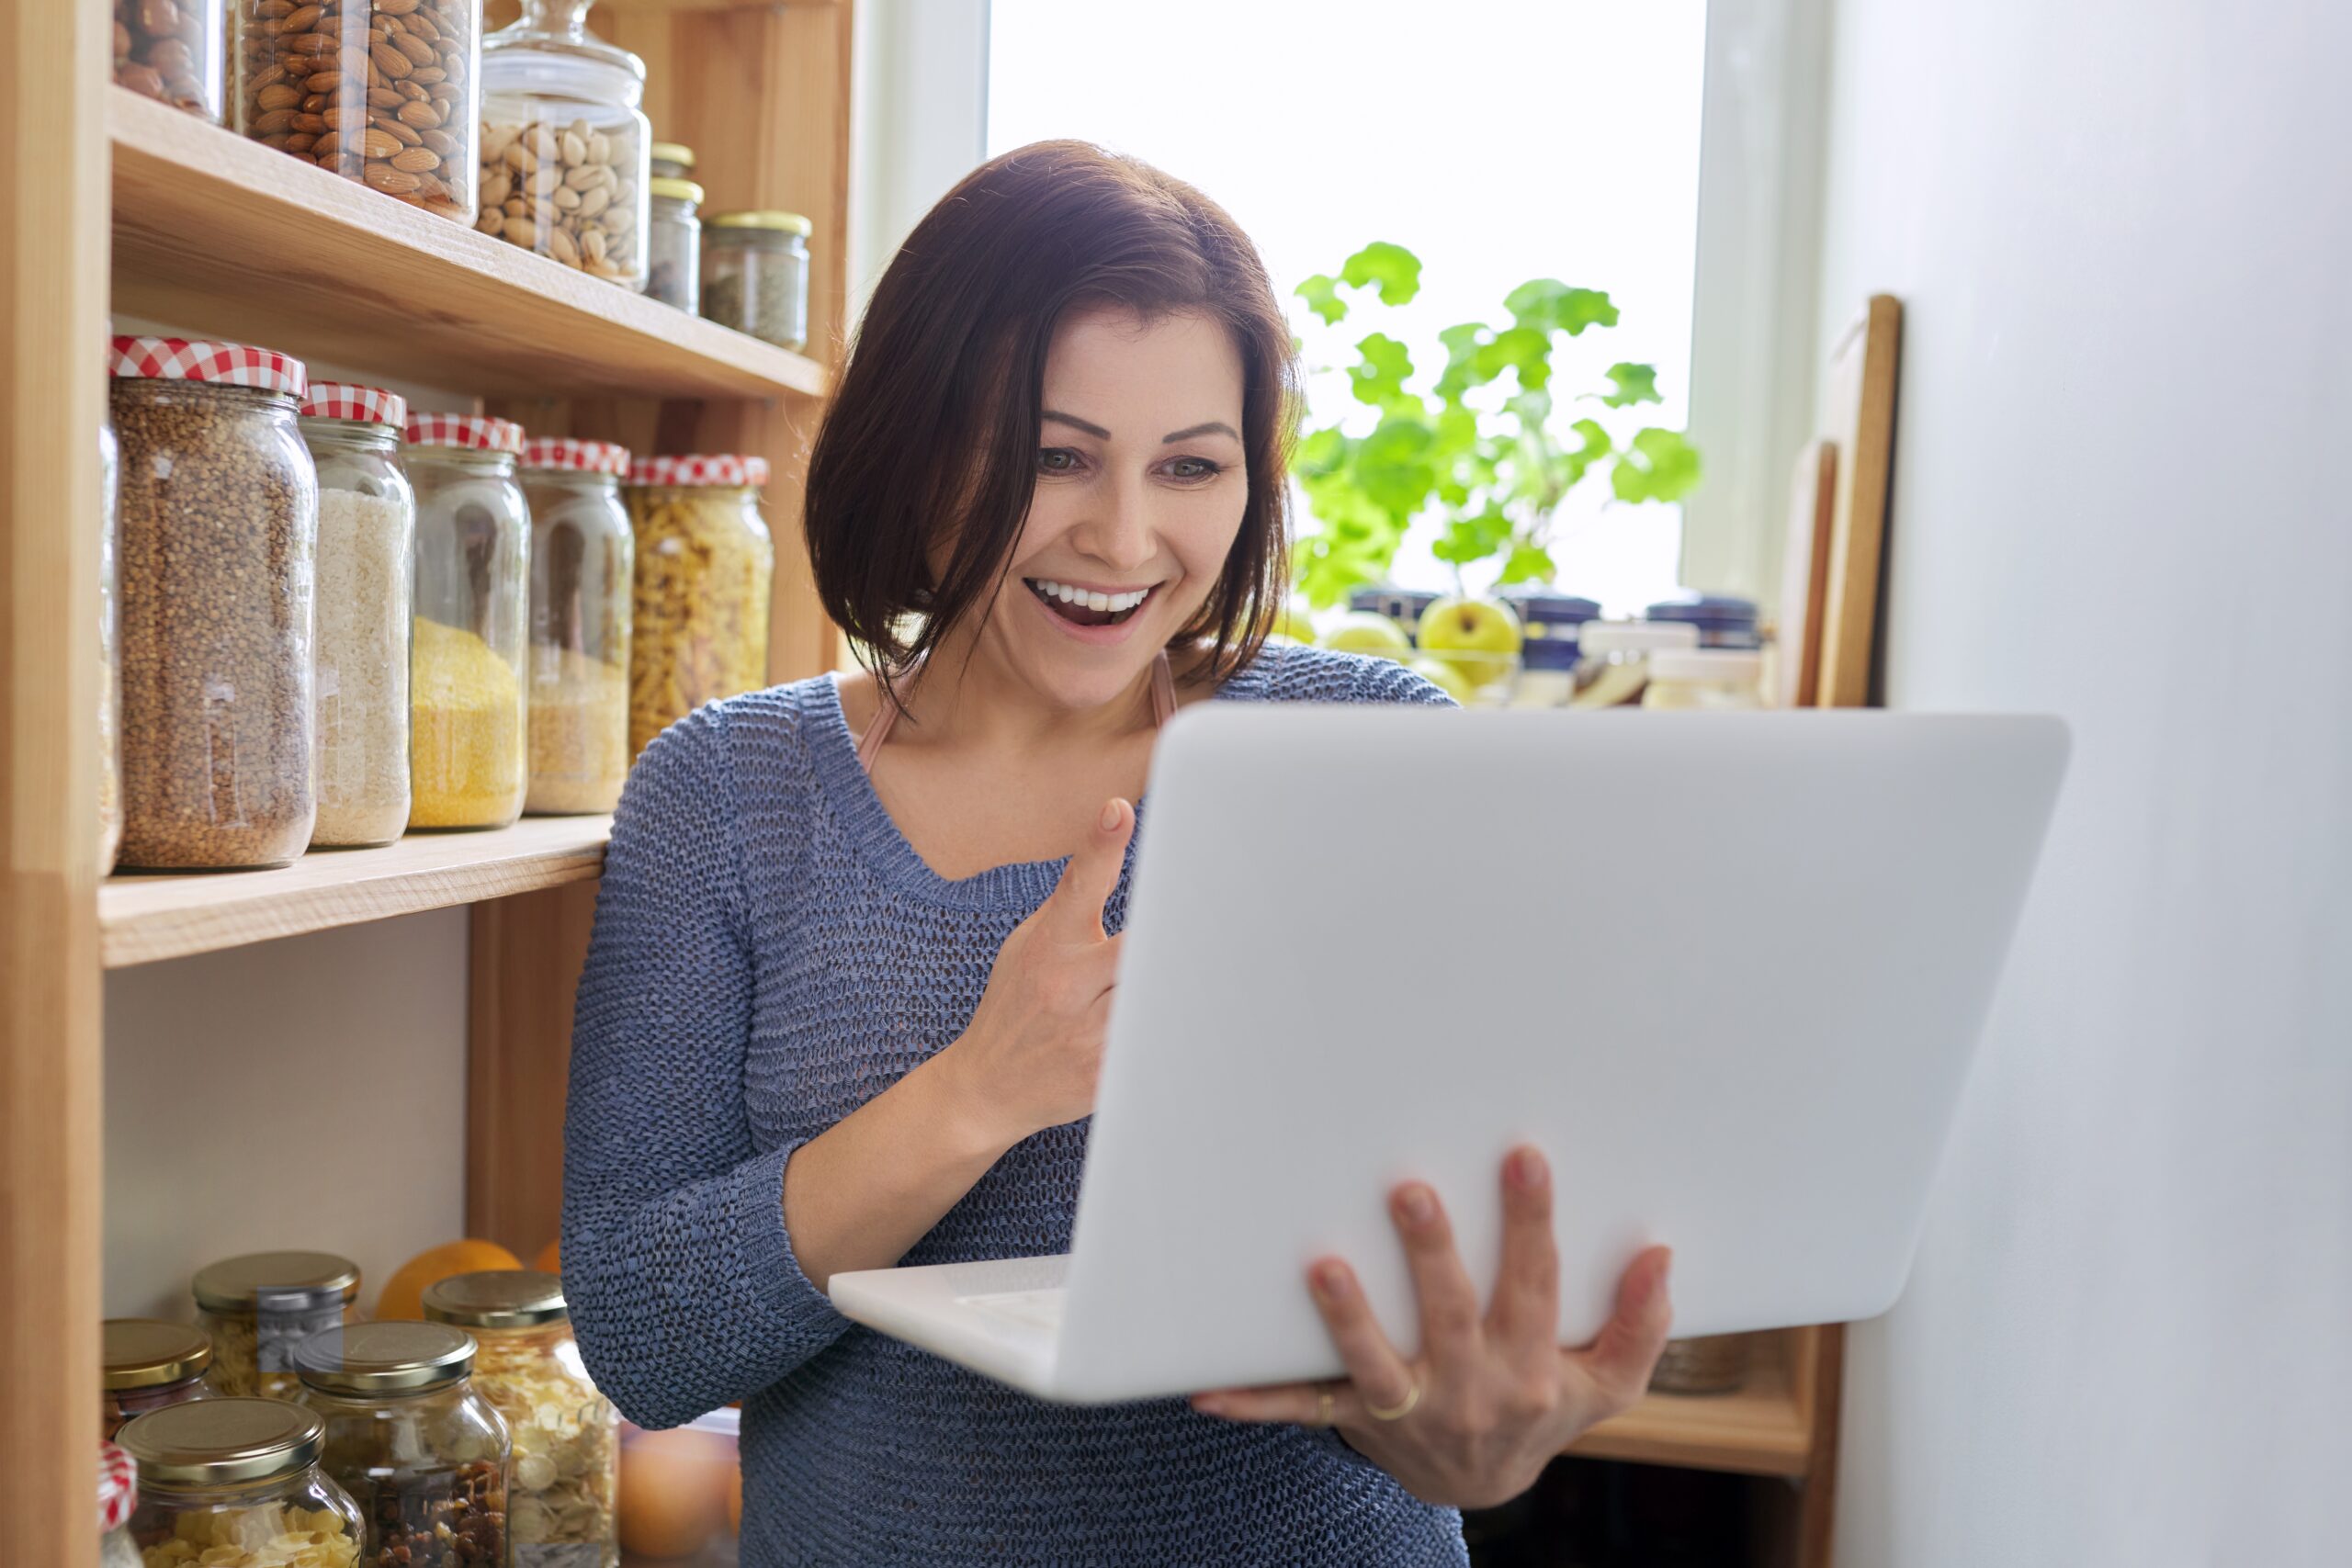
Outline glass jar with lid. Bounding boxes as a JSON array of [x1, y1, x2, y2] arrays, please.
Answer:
[[646, 141, 694, 181], [645, 177, 703, 312], [231, 0, 481, 224], [479, 0, 650, 286], [1568, 619, 1700, 709], [100, 1440, 141, 1568], [300, 384, 416, 848], [1498, 586, 1600, 709], [406, 413, 530, 830], [192, 1250, 364, 1401], [104, 1320, 219, 1441], [115, 0, 224, 123], [296, 1322, 513, 1568], [109, 336, 318, 871], [701, 211, 811, 351], [1641, 648, 1765, 711], [521, 438, 634, 816], [626, 454, 775, 757], [118, 1398, 365, 1568], [425, 1270, 618, 1565], [100, 400, 123, 877]]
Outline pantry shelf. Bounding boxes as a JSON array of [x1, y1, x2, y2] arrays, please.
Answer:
[[107, 87, 828, 401], [1566, 1358, 1812, 1477], [100, 817, 613, 969]]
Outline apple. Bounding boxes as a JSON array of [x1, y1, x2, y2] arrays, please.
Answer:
[[1416, 594, 1523, 688], [1265, 606, 1318, 646], [1318, 610, 1412, 661], [1408, 655, 1476, 705]]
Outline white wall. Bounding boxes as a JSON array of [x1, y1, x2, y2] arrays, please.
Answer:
[[1810, 4, 2352, 1562]]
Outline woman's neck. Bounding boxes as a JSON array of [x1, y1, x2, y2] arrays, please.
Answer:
[[893, 621, 1161, 759]]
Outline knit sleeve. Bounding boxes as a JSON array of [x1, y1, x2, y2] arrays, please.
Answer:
[[1351, 653, 1462, 708], [561, 705, 851, 1429]]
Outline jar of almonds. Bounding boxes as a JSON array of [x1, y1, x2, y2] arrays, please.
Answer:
[[116, 0, 225, 123], [479, 0, 651, 287], [232, 0, 481, 226]]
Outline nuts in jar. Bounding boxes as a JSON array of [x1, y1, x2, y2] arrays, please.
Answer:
[[116, 0, 225, 121], [191, 1250, 364, 1401], [477, 117, 641, 280]]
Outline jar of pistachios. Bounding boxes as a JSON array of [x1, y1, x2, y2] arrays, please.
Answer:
[[191, 1250, 364, 1401]]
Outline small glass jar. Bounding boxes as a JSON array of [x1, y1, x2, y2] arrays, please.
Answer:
[[100, 1441, 141, 1568], [119, 1399, 365, 1568], [115, 0, 225, 123], [1568, 619, 1700, 709], [104, 1320, 220, 1441], [406, 414, 530, 830], [645, 177, 703, 313], [192, 1250, 364, 1402], [1498, 586, 1600, 710], [426, 1270, 618, 1566], [1347, 585, 1442, 642], [626, 454, 775, 757], [479, 0, 650, 286], [297, 1322, 514, 1568], [646, 141, 693, 182], [1641, 648, 1765, 711], [701, 211, 811, 352], [232, 0, 481, 224], [521, 439, 634, 816], [100, 400, 124, 877], [109, 336, 318, 871], [300, 385, 417, 848], [1644, 591, 1763, 650]]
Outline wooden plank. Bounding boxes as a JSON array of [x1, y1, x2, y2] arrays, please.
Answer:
[[1794, 1323, 1848, 1567], [1773, 440, 1838, 708], [1567, 1338, 1813, 1477], [108, 88, 829, 402], [100, 818, 612, 968], [1815, 296, 1902, 708], [468, 881, 601, 1261]]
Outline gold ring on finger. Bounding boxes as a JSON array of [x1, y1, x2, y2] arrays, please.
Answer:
[[1365, 1380, 1421, 1422], [1314, 1387, 1336, 1427]]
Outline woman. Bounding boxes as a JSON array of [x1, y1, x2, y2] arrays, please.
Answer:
[[562, 141, 1674, 1565]]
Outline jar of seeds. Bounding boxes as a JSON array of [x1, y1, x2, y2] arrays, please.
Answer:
[[108, 337, 318, 872], [521, 439, 632, 816], [115, 0, 224, 122], [100, 400, 124, 877], [299, 384, 415, 848], [701, 211, 810, 352], [644, 177, 702, 313], [478, 0, 650, 287], [626, 454, 774, 757], [192, 1250, 364, 1401], [119, 1399, 365, 1568]]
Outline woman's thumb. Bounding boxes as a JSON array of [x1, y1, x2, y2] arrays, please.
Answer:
[[1046, 798, 1132, 940]]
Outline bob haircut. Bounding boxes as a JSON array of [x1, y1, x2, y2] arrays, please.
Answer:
[[804, 140, 1296, 682]]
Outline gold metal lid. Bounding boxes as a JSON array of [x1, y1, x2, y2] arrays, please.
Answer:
[[191, 1251, 361, 1314], [102, 1318, 214, 1391], [649, 176, 706, 206], [295, 1321, 476, 1396], [707, 209, 812, 237], [423, 1269, 570, 1330], [648, 141, 695, 168], [118, 1398, 322, 1488]]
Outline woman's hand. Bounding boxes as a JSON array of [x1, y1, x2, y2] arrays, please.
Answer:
[[1189, 1146, 1674, 1511]]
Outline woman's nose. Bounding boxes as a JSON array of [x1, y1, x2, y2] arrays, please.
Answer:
[[1074, 476, 1157, 572]]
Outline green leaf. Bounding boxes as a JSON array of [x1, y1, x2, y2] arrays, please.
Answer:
[[1348, 333, 1417, 409], [1504, 279, 1620, 336], [1430, 507, 1515, 568], [1497, 541, 1557, 585], [1339, 242, 1423, 305], [1295, 273, 1347, 326], [1597, 362, 1661, 407], [1506, 388, 1553, 426], [1294, 424, 1347, 475], [1611, 426, 1704, 503], [1432, 321, 1490, 400], [1473, 324, 1553, 391]]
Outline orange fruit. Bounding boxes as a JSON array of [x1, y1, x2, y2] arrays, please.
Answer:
[[619, 1429, 730, 1558], [726, 1463, 742, 1534], [534, 1237, 560, 1276], [375, 1239, 523, 1321]]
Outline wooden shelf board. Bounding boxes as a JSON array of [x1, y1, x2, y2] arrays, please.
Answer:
[[1566, 1357, 1813, 1477], [107, 88, 826, 401], [101, 817, 612, 969]]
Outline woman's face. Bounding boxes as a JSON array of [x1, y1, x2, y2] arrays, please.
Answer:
[[955, 305, 1249, 713]]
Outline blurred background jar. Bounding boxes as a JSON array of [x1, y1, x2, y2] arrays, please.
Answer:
[[191, 1249, 364, 1401], [480, 0, 650, 286], [115, 0, 223, 122], [118, 1399, 365, 1565], [1348, 585, 1442, 642], [626, 454, 774, 757], [98, 400, 122, 877], [1642, 648, 1765, 711], [406, 413, 529, 830], [1568, 618, 1700, 709], [521, 437, 634, 816], [1644, 591, 1762, 650], [647, 141, 694, 181], [701, 211, 811, 352], [645, 177, 704, 313], [1498, 586, 1600, 709], [102, 1320, 217, 1441], [98, 1441, 140, 1568]]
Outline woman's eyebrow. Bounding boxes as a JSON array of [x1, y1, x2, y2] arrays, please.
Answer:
[[1041, 410, 1111, 438], [1161, 421, 1241, 444]]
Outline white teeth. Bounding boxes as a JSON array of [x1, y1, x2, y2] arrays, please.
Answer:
[[1086, 592, 1111, 612], [1029, 579, 1150, 612]]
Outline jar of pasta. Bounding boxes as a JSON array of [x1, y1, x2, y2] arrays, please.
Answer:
[[406, 414, 530, 830], [104, 1319, 219, 1440], [295, 1322, 512, 1568], [100, 400, 123, 877], [626, 454, 773, 757], [425, 1270, 617, 1565], [521, 439, 633, 816], [118, 1398, 365, 1568], [191, 1250, 363, 1401]]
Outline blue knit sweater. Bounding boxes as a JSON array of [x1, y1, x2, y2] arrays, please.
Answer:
[[562, 644, 1464, 1566]]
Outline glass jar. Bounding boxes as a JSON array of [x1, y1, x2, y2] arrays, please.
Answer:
[[100, 400, 124, 877], [406, 414, 530, 830], [702, 212, 811, 351], [1644, 591, 1763, 650], [192, 1250, 364, 1401], [232, 0, 481, 224], [104, 1320, 220, 1441], [479, 0, 650, 287], [119, 1399, 365, 1568], [626, 455, 774, 757], [521, 439, 633, 816], [109, 336, 318, 871], [1568, 619, 1700, 709], [425, 1270, 618, 1566], [646, 141, 693, 182], [299, 385, 417, 848], [1641, 648, 1765, 711], [645, 177, 703, 313], [296, 1322, 513, 1568], [1498, 586, 1600, 710], [115, 0, 224, 122], [100, 1441, 142, 1568]]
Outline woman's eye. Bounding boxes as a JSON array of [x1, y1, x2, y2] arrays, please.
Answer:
[[1166, 457, 1223, 481], [1037, 447, 1081, 474]]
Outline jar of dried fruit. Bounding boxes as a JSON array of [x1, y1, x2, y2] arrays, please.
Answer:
[[99, 400, 123, 878], [108, 336, 318, 872], [103, 1319, 220, 1441], [518, 439, 633, 816], [425, 1270, 617, 1567], [300, 384, 416, 848], [118, 1398, 366, 1568], [625, 454, 774, 757], [478, 0, 650, 287], [192, 1250, 365, 1401], [406, 413, 530, 830], [116, 0, 225, 122], [232, 0, 481, 224], [701, 211, 811, 353]]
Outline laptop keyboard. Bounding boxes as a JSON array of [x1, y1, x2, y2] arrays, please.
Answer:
[[956, 1288, 1067, 1334]]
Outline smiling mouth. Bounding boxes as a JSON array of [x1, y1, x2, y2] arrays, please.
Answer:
[[1025, 578, 1157, 628]]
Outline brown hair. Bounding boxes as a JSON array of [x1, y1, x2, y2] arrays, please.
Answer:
[[804, 140, 1295, 682]]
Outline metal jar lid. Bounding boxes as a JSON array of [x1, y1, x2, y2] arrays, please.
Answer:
[[296, 1321, 476, 1397], [191, 1251, 362, 1314], [118, 1398, 323, 1489], [103, 1318, 214, 1390], [707, 209, 813, 237], [424, 1269, 570, 1330]]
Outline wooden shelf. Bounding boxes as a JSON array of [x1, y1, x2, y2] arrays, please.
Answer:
[[1566, 1356, 1812, 1477], [101, 817, 612, 969], [107, 88, 827, 401]]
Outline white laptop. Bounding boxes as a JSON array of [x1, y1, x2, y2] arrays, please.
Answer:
[[828, 707, 2069, 1404]]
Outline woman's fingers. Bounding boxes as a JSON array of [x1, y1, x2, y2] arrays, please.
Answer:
[[1391, 1181, 1484, 1378], [1190, 1380, 1353, 1426], [1305, 1258, 1419, 1414], [1485, 1145, 1561, 1354], [1566, 1245, 1675, 1410]]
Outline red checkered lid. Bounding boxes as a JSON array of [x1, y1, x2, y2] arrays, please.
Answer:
[[630, 453, 772, 489], [522, 437, 631, 476], [405, 413, 526, 453], [98, 1441, 137, 1534], [107, 336, 307, 398], [300, 382, 407, 428]]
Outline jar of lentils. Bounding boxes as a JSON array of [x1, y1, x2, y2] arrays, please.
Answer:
[[626, 454, 774, 757], [109, 337, 318, 871], [100, 400, 124, 877], [104, 1319, 220, 1441], [116, 0, 225, 122], [521, 439, 633, 816], [192, 1249, 364, 1401], [118, 1399, 366, 1568]]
